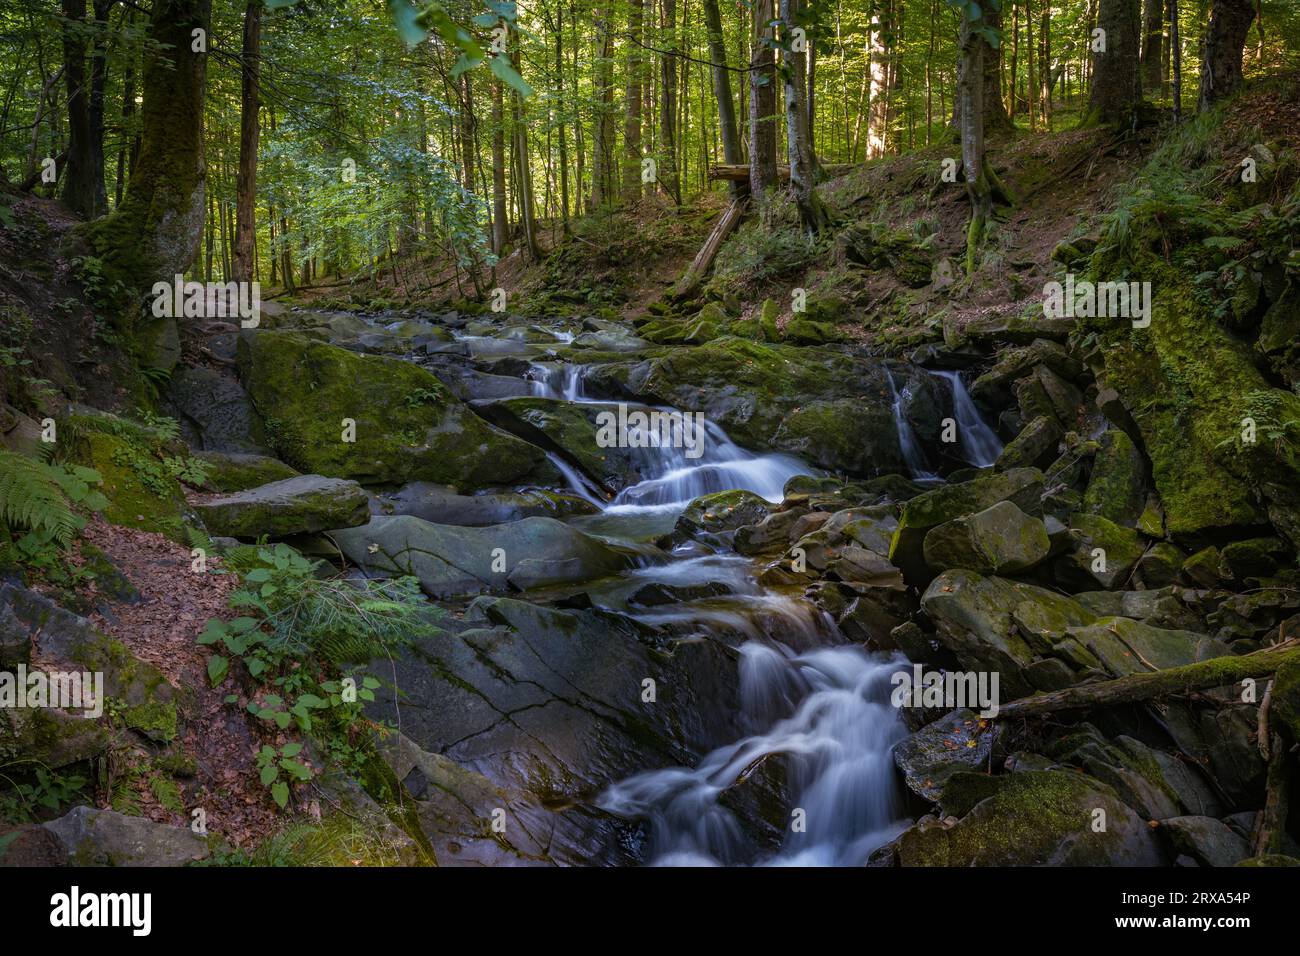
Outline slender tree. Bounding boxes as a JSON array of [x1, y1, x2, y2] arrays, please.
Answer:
[[232, 0, 260, 283]]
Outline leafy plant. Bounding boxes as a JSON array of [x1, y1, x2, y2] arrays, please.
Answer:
[[0, 450, 107, 547], [255, 742, 312, 810], [0, 765, 88, 823]]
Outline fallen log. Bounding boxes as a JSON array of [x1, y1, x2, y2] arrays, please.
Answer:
[[671, 196, 747, 300], [996, 640, 1300, 720], [708, 162, 854, 182]]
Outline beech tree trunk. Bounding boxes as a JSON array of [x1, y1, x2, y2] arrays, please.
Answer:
[[1141, 0, 1164, 90], [1086, 0, 1142, 125], [701, 0, 743, 195], [61, 0, 99, 219], [748, 0, 777, 210], [79, 0, 211, 317], [1197, 0, 1256, 112], [622, 0, 644, 202], [958, 11, 991, 275], [780, 0, 827, 236], [658, 0, 681, 204], [490, 75, 508, 253], [232, 0, 260, 283]]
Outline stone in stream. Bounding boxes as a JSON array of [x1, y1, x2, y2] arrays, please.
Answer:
[[919, 569, 1099, 699], [1046, 724, 1223, 821], [237, 331, 554, 489], [893, 708, 997, 803], [372, 481, 597, 525], [194, 475, 369, 538], [888, 467, 1044, 582], [477, 397, 643, 493], [363, 597, 754, 815], [887, 769, 1166, 866], [668, 489, 774, 545], [377, 731, 636, 866], [921, 500, 1051, 575], [329, 514, 633, 597]]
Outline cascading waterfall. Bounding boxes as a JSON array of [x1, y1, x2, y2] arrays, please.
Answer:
[[598, 640, 911, 866], [929, 369, 1004, 468], [514, 350, 911, 868], [884, 367, 939, 482]]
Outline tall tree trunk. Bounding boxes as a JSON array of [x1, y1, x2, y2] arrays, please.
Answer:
[[80, 0, 211, 316], [780, 0, 827, 235], [61, 0, 99, 219], [510, 28, 540, 259], [1087, 0, 1142, 125], [867, 5, 889, 156], [702, 0, 742, 195], [113, 10, 136, 207], [1197, 0, 1256, 111], [748, 0, 777, 208], [590, 6, 615, 207], [959, 10, 991, 275], [87, 0, 113, 216], [1170, 0, 1181, 119], [659, 0, 681, 204], [623, 0, 644, 203], [233, 0, 260, 283], [490, 75, 508, 252], [555, 4, 570, 225], [1141, 0, 1164, 89]]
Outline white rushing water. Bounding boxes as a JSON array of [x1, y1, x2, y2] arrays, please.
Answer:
[[929, 369, 1004, 468], [522, 353, 911, 868], [599, 641, 911, 866], [884, 367, 939, 482]]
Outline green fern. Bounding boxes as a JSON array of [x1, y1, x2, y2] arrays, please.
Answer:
[[0, 451, 85, 546]]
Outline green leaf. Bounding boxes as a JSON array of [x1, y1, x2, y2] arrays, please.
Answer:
[[280, 759, 313, 782], [296, 693, 326, 709], [207, 655, 228, 686], [273, 711, 291, 730], [245, 568, 272, 583], [246, 658, 267, 677], [489, 55, 533, 98], [271, 781, 289, 809], [260, 765, 278, 786], [388, 0, 427, 48], [281, 742, 303, 757]]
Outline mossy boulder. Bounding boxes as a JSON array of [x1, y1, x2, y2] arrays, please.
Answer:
[[670, 489, 774, 544], [1090, 258, 1300, 540], [919, 569, 1098, 698], [1063, 617, 1231, 678], [193, 475, 370, 538], [41, 806, 210, 866], [195, 450, 299, 492], [893, 770, 1165, 866], [995, 415, 1061, 471], [893, 709, 997, 802], [1054, 513, 1145, 591], [479, 397, 641, 494], [922, 501, 1051, 575], [1082, 429, 1146, 526], [777, 399, 904, 477], [236, 331, 551, 490], [889, 468, 1044, 582], [758, 298, 781, 341]]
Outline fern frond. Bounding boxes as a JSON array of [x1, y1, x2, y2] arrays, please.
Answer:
[[0, 451, 82, 546]]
